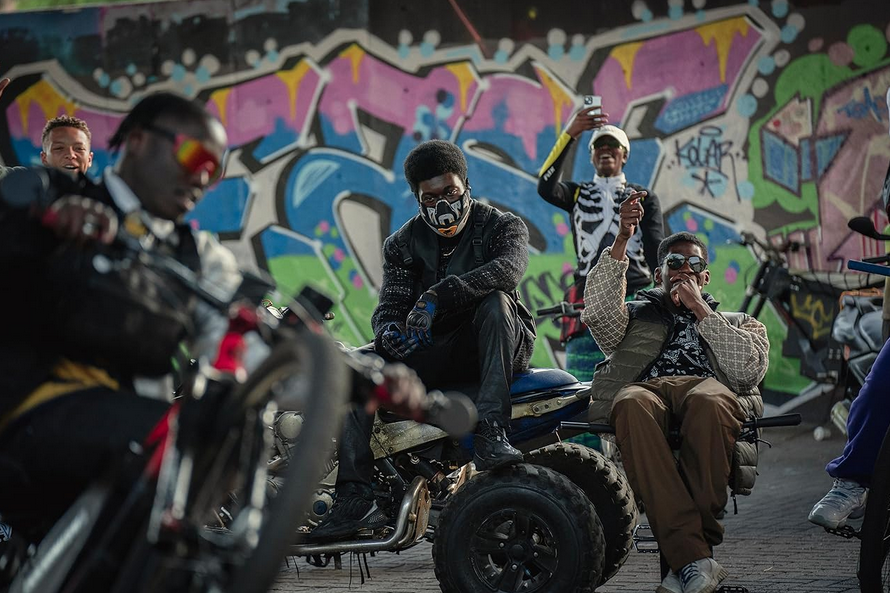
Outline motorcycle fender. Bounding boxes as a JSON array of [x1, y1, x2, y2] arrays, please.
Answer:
[[370, 419, 449, 460]]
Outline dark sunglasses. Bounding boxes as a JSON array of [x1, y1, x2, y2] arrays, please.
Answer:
[[593, 137, 623, 150], [142, 122, 224, 185], [664, 253, 707, 273]]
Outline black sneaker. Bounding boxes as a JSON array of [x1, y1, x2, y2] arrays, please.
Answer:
[[307, 492, 389, 542], [473, 420, 523, 471]]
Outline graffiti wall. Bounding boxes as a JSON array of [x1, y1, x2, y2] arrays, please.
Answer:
[[2, 0, 889, 413]]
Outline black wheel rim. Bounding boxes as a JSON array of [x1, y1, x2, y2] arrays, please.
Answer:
[[469, 509, 559, 592]]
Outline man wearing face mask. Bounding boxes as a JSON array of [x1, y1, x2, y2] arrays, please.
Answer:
[[581, 197, 768, 593], [309, 139, 536, 542]]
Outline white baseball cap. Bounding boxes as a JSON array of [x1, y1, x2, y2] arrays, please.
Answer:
[[588, 125, 630, 158]]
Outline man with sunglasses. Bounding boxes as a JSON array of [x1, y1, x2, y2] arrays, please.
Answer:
[[0, 92, 240, 543], [537, 106, 663, 381], [309, 139, 536, 542], [581, 206, 768, 593]]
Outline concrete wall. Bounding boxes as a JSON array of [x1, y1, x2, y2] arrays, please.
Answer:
[[2, 0, 889, 412]]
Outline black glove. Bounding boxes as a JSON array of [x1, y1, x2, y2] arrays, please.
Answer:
[[381, 322, 419, 360], [405, 290, 438, 347]]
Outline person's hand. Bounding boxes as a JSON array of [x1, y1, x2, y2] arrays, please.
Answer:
[[617, 191, 647, 239], [364, 362, 426, 418], [0, 78, 9, 100], [40, 195, 118, 245], [405, 290, 437, 347], [566, 106, 610, 139], [670, 273, 707, 311], [381, 322, 420, 360]]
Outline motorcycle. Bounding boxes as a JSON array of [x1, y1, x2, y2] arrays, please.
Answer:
[[737, 230, 884, 431], [826, 216, 890, 437]]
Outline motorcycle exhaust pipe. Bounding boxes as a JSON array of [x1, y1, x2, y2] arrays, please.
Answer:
[[290, 476, 429, 555]]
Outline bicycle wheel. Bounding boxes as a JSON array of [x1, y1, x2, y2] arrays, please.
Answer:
[[858, 424, 890, 592], [112, 325, 350, 593]]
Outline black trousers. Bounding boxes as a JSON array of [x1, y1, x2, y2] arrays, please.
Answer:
[[337, 291, 531, 493], [0, 388, 169, 540]]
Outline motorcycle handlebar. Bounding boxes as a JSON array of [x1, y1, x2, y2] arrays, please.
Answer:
[[345, 351, 477, 437], [737, 231, 803, 259]]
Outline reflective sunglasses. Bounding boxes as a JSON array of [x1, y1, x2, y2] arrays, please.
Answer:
[[143, 122, 224, 185], [664, 253, 707, 273]]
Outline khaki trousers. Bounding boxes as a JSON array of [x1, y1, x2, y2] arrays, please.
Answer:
[[610, 376, 745, 570]]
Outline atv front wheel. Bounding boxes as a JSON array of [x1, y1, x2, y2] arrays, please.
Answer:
[[433, 463, 604, 593], [526, 442, 637, 585]]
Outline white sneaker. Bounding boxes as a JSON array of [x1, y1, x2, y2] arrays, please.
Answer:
[[808, 478, 867, 529], [678, 557, 728, 593], [655, 570, 682, 593]]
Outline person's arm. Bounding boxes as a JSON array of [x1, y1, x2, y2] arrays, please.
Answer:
[[537, 107, 610, 210], [188, 232, 244, 361], [537, 132, 580, 210], [580, 246, 630, 356], [637, 187, 664, 275], [430, 213, 529, 313], [372, 235, 420, 345], [0, 170, 116, 265], [698, 313, 770, 392]]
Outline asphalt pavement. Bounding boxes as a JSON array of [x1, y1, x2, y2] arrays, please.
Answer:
[[271, 423, 861, 593]]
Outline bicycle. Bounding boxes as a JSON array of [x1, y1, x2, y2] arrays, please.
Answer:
[[1, 183, 352, 593], [738, 231, 883, 385]]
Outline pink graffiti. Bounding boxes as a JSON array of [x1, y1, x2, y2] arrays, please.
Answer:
[[813, 66, 890, 268], [460, 73, 568, 161], [593, 25, 761, 121], [317, 52, 480, 137], [6, 103, 123, 152], [204, 68, 322, 147]]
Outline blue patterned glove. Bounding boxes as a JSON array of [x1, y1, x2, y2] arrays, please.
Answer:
[[381, 322, 419, 360], [406, 291, 438, 347]]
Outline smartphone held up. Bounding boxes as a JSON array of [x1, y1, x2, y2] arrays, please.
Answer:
[[583, 94, 602, 116]]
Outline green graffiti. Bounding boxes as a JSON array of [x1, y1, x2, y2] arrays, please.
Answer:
[[848, 24, 888, 68]]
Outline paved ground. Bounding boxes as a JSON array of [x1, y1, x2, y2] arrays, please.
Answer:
[[271, 424, 861, 593]]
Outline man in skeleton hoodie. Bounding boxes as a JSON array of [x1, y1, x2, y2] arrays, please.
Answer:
[[538, 106, 663, 379]]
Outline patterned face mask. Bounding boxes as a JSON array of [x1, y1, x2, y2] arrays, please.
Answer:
[[418, 189, 471, 237]]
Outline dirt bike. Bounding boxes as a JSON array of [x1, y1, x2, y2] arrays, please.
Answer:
[[282, 360, 640, 593], [0, 166, 351, 593]]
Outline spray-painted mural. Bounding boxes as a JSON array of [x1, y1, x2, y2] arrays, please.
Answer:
[[2, 0, 890, 415]]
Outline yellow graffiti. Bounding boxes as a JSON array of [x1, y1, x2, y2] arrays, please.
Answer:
[[275, 60, 313, 121], [608, 42, 644, 90], [695, 17, 750, 83], [340, 43, 366, 84], [534, 65, 574, 138], [790, 292, 833, 341], [16, 79, 77, 135], [209, 88, 232, 127], [444, 63, 476, 113]]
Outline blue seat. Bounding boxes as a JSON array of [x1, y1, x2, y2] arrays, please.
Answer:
[[510, 368, 579, 396]]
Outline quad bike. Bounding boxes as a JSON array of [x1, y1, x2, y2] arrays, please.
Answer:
[[280, 366, 639, 593]]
